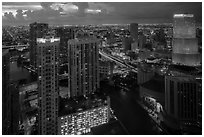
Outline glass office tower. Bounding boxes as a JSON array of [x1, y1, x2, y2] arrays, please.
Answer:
[[172, 14, 201, 66]]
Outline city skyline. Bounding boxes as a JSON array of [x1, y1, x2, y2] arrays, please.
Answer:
[[2, 2, 202, 135], [2, 2, 202, 26]]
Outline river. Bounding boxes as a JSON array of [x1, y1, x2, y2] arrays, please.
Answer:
[[10, 61, 37, 85]]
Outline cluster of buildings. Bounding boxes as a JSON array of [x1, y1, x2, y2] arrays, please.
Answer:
[[3, 21, 113, 134], [35, 26, 111, 134], [137, 14, 202, 134], [2, 12, 202, 135]]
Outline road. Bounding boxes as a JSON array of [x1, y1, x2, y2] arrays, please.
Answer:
[[2, 44, 28, 49], [99, 50, 137, 73]]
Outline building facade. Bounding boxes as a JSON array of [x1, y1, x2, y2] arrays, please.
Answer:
[[172, 14, 201, 66], [2, 49, 11, 134], [37, 37, 60, 134], [165, 75, 200, 130], [30, 22, 48, 69], [138, 32, 146, 49], [56, 27, 75, 64], [9, 83, 20, 135], [2, 50, 19, 135], [137, 66, 155, 85], [67, 37, 100, 98], [130, 23, 138, 51], [58, 97, 110, 135], [99, 60, 114, 80], [122, 36, 132, 52]]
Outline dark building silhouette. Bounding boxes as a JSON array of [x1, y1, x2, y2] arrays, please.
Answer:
[[9, 83, 20, 135], [164, 74, 201, 133], [56, 27, 75, 64], [2, 50, 19, 135], [2, 49, 10, 134], [138, 32, 147, 49], [130, 23, 138, 51], [122, 36, 132, 52]]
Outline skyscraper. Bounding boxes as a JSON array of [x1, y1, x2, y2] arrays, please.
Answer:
[[67, 37, 100, 98], [130, 23, 138, 51], [2, 50, 19, 135], [30, 22, 48, 69], [138, 32, 146, 49], [56, 27, 75, 64], [165, 75, 200, 130], [37, 37, 60, 135], [2, 49, 10, 134], [9, 83, 19, 135], [122, 36, 132, 52], [172, 14, 201, 66]]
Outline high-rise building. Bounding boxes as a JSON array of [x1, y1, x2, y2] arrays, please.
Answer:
[[30, 22, 48, 69], [130, 23, 138, 51], [2, 49, 10, 134], [165, 75, 200, 130], [37, 37, 60, 135], [2, 50, 19, 135], [138, 32, 146, 49], [9, 83, 20, 135], [106, 30, 116, 45], [122, 36, 132, 52], [67, 37, 100, 98], [99, 60, 114, 81], [172, 14, 201, 66], [137, 65, 155, 85], [56, 27, 75, 64]]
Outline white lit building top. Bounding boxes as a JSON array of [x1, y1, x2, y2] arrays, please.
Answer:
[[37, 37, 60, 43]]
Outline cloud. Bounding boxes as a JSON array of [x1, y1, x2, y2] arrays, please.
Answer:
[[3, 12, 15, 21], [50, 3, 78, 16], [2, 2, 62, 25], [85, 9, 101, 14], [16, 9, 25, 20], [88, 2, 115, 14], [2, 3, 42, 11], [24, 8, 61, 23], [2, 2, 202, 26], [106, 2, 202, 21], [72, 2, 89, 17], [40, 2, 53, 10]]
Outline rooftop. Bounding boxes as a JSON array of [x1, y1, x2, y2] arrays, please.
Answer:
[[59, 92, 109, 117], [168, 64, 201, 76]]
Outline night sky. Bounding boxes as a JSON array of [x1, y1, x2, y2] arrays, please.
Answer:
[[2, 2, 202, 26]]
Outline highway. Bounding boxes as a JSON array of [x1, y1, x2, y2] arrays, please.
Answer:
[[99, 50, 137, 73], [2, 44, 29, 49]]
